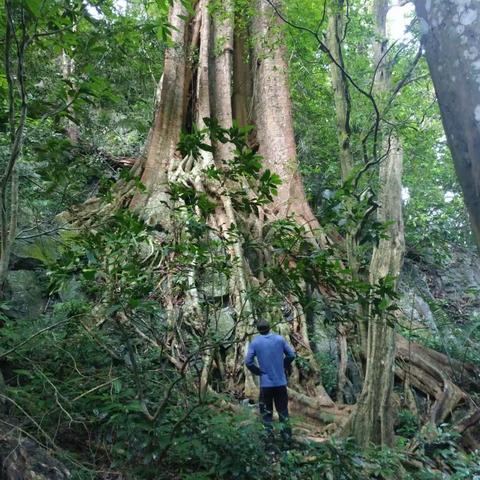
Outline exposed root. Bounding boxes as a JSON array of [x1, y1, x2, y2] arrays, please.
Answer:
[[454, 408, 480, 450], [395, 334, 480, 424], [392, 334, 480, 451], [288, 388, 352, 435]]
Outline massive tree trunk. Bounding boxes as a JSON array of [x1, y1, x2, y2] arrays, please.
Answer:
[[252, 2, 324, 235], [413, 0, 480, 250], [58, 0, 480, 444], [130, 0, 333, 405], [343, 0, 405, 447]]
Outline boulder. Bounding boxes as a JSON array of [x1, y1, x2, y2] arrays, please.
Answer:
[[199, 271, 229, 298], [212, 308, 236, 345], [0, 424, 70, 480], [13, 237, 59, 266], [400, 247, 480, 328], [436, 249, 480, 301], [5, 270, 45, 320], [398, 288, 436, 330], [57, 276, 85, 303]]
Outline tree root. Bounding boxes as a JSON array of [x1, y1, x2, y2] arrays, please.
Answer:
[[288, 388, 352, 431], [395, 335, 478, 421], [395, 334, 480, 448], [454, 407, 480, 450]]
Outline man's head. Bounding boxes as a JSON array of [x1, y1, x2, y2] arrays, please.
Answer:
[[256, 319, 270, 335]]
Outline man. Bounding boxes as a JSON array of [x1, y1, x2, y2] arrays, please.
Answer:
[[244, 319, 296, 444]]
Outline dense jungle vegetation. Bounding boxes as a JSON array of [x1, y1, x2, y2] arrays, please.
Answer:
[[2, 0, 480, 478]]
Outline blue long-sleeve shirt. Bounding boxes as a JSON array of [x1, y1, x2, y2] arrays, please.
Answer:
[[244, 333, 296, 387]]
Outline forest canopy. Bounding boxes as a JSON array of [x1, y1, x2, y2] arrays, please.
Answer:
[[1, 0, 480, 479]]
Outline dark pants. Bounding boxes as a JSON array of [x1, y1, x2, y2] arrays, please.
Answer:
[[259, 386, 291, 442]]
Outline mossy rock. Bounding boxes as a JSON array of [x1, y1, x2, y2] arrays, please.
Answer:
[[14, 236, 59, 265], [0, 422, 70, 479], [212, 308, 236, 344], [199, 271, 229, 298], [5, 270, 46, 320], [58, 276, 85, 302]]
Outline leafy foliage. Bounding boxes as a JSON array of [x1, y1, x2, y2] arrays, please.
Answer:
[[1, 0, 480, 478]]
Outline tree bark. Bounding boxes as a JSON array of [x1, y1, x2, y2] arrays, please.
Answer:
[[326, 1, 354, 182], [342, 0, 405, 447], [345, 138, 405, 446], [0, 1, 27, 292], [60, 50, 79, 144], [252, 0, 325, 242], [326, 0, 367, 377], [130, 1, 189, 227], [413, 0, 480, 250]]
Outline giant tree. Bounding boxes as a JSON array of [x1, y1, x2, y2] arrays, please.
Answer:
[[323, 0, 480, 445], [128, 0, 335, 405]]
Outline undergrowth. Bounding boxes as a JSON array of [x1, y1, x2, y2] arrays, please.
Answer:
[[1, 304, 480, 479]]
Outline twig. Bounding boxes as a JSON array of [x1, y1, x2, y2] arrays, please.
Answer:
[[0, 394, 58, 448], [16, 223, 74, 240], [0, 319, 73, 359], [71, 377, 120, 402]]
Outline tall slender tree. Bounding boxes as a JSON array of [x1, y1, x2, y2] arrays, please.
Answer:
[[343, 0, 405, 446], [0, 0, 27, 291], [326, 0, 365, 403]]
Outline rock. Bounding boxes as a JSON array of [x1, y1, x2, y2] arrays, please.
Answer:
[[401, 260, 433, 301], [57, 276, 85, 303], [5, 270, 46, 320], [401, 246, 480, 328], [13, 237, 59, 266], [436, 249, 480, 301], [398, 288, 436, 330], [199, 271, 229, 298], [212, 308, 235, 344], [0, 427, 70, 480]]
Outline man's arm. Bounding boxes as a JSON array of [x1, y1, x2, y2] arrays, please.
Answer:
[[283, 338, 296, 376], [244, 342, 262, 376], [283, 338, 296, 364]]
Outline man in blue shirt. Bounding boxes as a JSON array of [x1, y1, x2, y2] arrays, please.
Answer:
[[244, 319, 296, 443]]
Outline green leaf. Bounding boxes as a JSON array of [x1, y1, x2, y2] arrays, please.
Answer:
[[112, 379, 122, 394], [378, 298, 390, 311], [25, 0, 42, 17], [82, 268, 96, 280]]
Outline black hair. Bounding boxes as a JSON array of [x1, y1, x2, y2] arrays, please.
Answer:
[[256, 319, 270, 334]]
